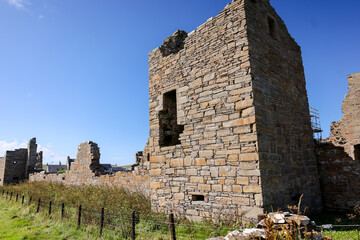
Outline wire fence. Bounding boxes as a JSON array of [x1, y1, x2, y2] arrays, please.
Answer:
[[0, 190, 237, 239]]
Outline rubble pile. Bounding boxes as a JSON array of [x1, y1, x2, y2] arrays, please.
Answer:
[[208, 212, 332, 240]]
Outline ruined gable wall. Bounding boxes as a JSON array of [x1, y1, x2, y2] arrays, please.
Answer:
[[244, 0, 322, 212], [147, 0, 263, 221]]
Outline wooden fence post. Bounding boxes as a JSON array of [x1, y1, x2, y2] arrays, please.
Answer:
[[10, 192, 13, 200], [16, 194, 18, 202], [22, 195, 25, 205], [169, 213, 176, 240], [131, 211, 136, 240], [37, 198, 41, 213], [61, 203, 65, 219], [29, 196, 32, 206], [100, 207, 104, 236], [49, 201, 52, 215], [77, 205, 82, 229]]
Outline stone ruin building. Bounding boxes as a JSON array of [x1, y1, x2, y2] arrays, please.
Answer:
[[140, 0, 323, 221], [11, 0, 360, 223], [0, 138, 43, 186]]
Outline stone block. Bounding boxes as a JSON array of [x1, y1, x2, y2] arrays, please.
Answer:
[[170, 158, 184, 167], [190, 176, 204, 183], [198, 184, 211, 191], [195, 158, 206, 166], [243, 185, 262, 193]]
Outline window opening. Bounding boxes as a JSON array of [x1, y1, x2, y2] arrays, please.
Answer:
[[13, 177, 19, 181], [354, 144, 360, 160], [147, 153, 150, 161], [192, 195, 205, 201], [268, 16, 276, 39], [13, 161, 17, 164], [159, 90, 184, 147]]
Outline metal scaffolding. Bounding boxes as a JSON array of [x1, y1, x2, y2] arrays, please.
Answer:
[[310, 106, 323, 141]]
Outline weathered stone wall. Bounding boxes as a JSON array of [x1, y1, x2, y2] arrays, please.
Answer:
[[320, 72, 360, 212], [328, 73, 360, 158], [0, 138, 43, 186], [29, 171, 150, 196], [146, 0, 261, 221], [0, 149, 28, 186], [316, 142, 360, 212], [71, 141, 104, 175], [244, 0, 322, 211], [26, 138, 37, 176], [144, 0, 322, 222]]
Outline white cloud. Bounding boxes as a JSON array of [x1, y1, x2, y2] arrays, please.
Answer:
[[0, 140, 66, 165], [7, 0, 30, 10], [38, 14, 44, 19]]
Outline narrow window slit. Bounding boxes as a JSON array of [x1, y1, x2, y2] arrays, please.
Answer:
[[159, 90, 184, 147]]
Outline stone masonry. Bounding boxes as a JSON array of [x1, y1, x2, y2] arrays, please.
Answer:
[[0, 138, 43, 186], [328, 73, 360, 158], [317, 72, 360, 212], [141, 0, 322, 222]]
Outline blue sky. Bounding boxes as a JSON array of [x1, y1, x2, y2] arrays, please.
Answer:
[[0, 0, 359, 165]]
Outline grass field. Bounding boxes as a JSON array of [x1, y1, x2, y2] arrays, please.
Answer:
[[0, 200, 104, 240], [0, 182, 359, 239]]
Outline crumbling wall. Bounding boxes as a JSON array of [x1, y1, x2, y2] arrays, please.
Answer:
[[319, 72, 360, 212], [328, 73, 360, 158], [316, 142, 360, 212], [71, 141, 104, 175], [244, 0, 322, 212], [26, 138, 37, 176]]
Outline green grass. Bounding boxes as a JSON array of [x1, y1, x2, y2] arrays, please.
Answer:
[[0, 200, 107, 239], [0, 183, 239, 239], [312, 212, 360, 240]]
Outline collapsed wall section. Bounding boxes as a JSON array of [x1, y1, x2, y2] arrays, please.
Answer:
[[242, 0, 322, 212], [147, 0, 263, 221], [319, 72, 360, 212], [329, 73, 360, 157]]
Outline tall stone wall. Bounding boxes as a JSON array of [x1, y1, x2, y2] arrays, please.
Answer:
[[144, 0, 322, 222], [26, 138, 37, 176], [244, 0, 322, 211], [146, 0, 261, 221]]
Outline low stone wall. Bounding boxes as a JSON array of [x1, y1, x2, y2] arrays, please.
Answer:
[[29, 171, 150, 197], [316, 142, 360, 212]]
